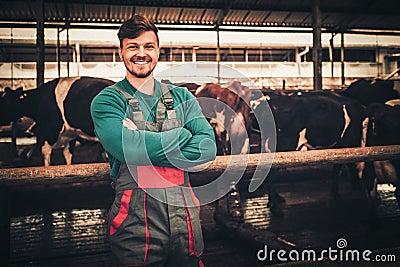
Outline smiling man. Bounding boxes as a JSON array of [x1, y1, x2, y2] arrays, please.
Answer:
[[90, 15, 216, 266]]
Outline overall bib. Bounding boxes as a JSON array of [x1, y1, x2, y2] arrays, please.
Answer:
[[107, 84, 204, 267]]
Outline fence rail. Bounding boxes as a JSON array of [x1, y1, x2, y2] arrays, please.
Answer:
[[1, 145, 399, 187]]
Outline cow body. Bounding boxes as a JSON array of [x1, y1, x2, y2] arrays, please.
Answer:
[[0, 76, 114, 166], [341, 78, 399, 107], [342, 79, 400, 209], [252, 91, 364, 152], [251, 91, 365, 214], [362, 100, 400, 206], [195, 82, 252, 155]]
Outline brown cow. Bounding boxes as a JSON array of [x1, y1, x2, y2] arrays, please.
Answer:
[[195, 82, 251, 155]]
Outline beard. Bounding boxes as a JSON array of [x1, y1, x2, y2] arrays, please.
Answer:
[[127, 68, 153, 78], [123, 55, 156, 79]]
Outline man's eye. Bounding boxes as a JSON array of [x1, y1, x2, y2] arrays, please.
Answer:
[[145, 45, 155, 49], [128, 45, 138, 50]]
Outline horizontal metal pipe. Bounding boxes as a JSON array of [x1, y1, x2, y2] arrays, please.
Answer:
[[1, 145, 399, 188]]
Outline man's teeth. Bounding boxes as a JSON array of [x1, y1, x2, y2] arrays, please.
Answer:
[[134, 61, 148, 65]]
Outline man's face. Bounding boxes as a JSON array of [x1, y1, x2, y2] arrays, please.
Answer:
[[119, 31, 160, 79]]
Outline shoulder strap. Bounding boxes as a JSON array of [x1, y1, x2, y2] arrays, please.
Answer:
[[160, 83, 176, 119], [109, 84, 133, 102], [111, 83, 176, 121], [110, 84, 143, 121], [160, 83, 173, 109]]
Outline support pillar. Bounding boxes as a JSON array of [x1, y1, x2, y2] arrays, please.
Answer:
[[36, 0, 45, 87], [312, 0, 322, 91], [341, 31, 345, 87], [216, 24, 221, 84]]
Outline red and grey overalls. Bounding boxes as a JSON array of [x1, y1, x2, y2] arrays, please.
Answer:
[[107, 84, 204, 267]]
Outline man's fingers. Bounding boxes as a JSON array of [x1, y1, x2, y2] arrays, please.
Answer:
[[122, 118, 138, 130], [123, 119, 137, 128]]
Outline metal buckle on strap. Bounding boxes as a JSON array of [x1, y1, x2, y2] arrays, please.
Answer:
[[162, 98, 174, 110], [129, 99, 141, 112]]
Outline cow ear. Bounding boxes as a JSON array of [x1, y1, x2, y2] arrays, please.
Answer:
[[1, 87, 11, 97], [1, 89, 5, 97]]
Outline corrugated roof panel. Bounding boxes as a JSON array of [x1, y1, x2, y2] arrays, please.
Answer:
[[135, 6, 158, 21], [201, 9, 221, 24], [23, 3, 35, 19], [322, 12, 346, 28], [266, 11, 291, 24], [45, 2, 65, 21], [300, 13, 312, 26], [244, 10, 269, 24], [68, 4, 84, 21], [109, 5, 122, 20], [283, 12, 309, 26], [84, 4, 108, 21], [0, 2, 32, 20], [179, 8, 205, 23], [107, 5, 134, 21], [224, 10, 249, 25], [157, 7, 182, 23]]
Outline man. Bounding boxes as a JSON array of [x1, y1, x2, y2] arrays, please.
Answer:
[[91, 15, 216, 266]]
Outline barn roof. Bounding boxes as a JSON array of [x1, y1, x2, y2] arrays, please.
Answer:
[[0, 0, 400, 32]]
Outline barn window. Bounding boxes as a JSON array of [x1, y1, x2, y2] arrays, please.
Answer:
[[159, 47, 192, 62], [195, 48, 217, 61]]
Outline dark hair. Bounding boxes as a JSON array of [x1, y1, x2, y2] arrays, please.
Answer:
[[117, 14, 159, 47]]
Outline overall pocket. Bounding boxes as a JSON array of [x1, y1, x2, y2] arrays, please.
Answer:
[[108, 189, 150, 266]]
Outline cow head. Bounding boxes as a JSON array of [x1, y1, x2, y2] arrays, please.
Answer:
[[250, 94, 277, 152], [269, 95, 306, 151], [0, 86, 25, 126], [367, 103, 400, 146], [252, 93, 305, 152]]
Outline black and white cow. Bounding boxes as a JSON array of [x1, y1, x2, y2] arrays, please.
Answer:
[[252, 91, 364, 153], [341, 78, 399, 107], [362, 99, 400, 207], [341, 78, 400, 207], [251, 91, 365, 214], [0, 76, 114, 166]]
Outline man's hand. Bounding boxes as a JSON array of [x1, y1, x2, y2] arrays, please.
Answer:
[[122, 118, 138, 130]]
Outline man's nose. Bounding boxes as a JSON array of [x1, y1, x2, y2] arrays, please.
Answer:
[[136, 46, 146, 56]]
